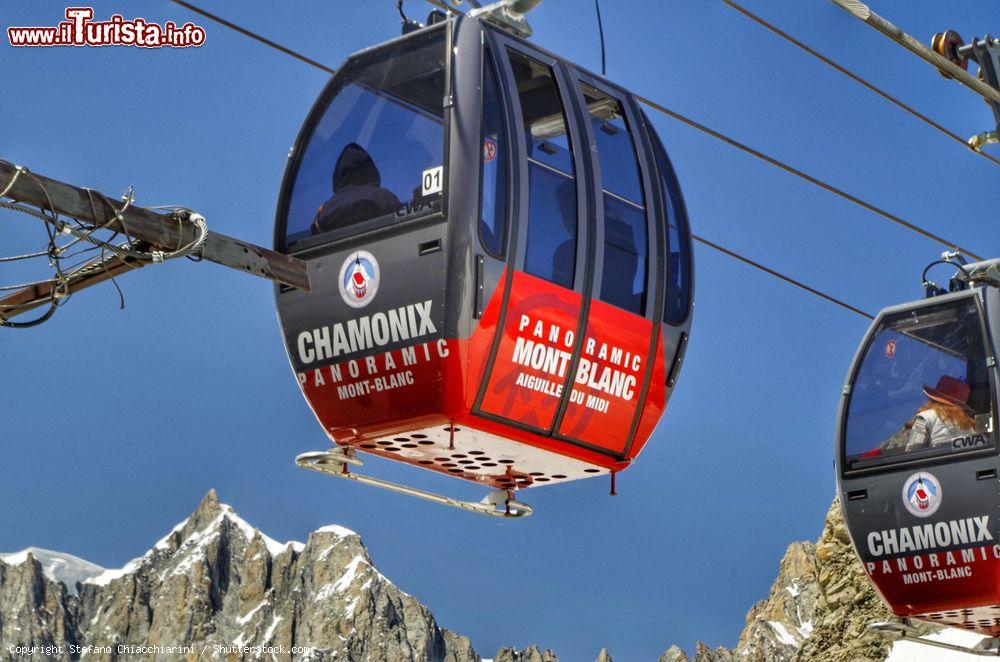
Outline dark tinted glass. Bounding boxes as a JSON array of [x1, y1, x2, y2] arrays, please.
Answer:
[[646, 113, 691, 324], [600, 195, 647, 314], [284, 29, 446, 249], [584, 84, 647, 315], [509, 49, 577, 288], [844, 298, 995, 472], [582, 83, 643, 205], [524, 167, 576, 288], [480, 50, 508, 257], [508, 49, 573, 176]]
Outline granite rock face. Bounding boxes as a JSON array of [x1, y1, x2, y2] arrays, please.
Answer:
[[1, 493, 965, 661], [0, 490, 479, 662], [662, 499, 895, 662], [794, 501, 891, 662], [493, 646, 560, 662]]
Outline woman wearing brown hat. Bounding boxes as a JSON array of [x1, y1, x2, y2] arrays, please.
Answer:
[[904, 375, 977, 452]]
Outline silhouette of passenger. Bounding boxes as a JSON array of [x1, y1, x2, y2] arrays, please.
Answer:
[[313, 143, 400, 234], [550, 179, 576, 288], [601, 202, 640, 312]]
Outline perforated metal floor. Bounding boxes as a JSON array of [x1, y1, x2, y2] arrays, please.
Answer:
[[354, 423, 608, 489]]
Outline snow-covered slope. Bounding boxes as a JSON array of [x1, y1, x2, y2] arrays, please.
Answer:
[[5, 491, 984, 661], [0, 547, 105, 596], [0, 490, 480, 661]]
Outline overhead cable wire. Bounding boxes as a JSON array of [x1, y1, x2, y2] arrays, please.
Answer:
[[594, 0, 607, 76], [170, 0, 982, 261], [693, 234, 873, 319], [163, 0, 885, 320], [168, 0, 336, 75], [828, 0, 1000, 106], [634, 92, 984, 261], [721, 0, 1000, 170]]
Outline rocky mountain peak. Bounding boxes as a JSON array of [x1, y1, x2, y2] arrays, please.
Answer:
[[187, 487, 222, 528], [661, 499, 891, 662], [3, 492, 978, 661], [494, 645, 560, 661], [0, 491, 479, 661]]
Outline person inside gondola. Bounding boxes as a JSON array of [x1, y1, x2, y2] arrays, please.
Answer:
[[313, 143, 400, 234], [903, 375, 977, 452], [551, 178, 577, 288]]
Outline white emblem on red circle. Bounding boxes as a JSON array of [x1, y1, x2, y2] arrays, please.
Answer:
[[885, 339, 897, 359], [902, 472, 941, 518], [338, 251, 379, 309]]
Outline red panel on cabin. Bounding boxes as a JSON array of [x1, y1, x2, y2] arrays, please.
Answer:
[[867, 543, 1000, 635], [557, 297, 654, 453], [478, 271, 583, 431]]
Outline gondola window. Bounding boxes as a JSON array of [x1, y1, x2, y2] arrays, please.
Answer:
[[479, 49, 509, 257], [508, 49, 578, 289], [844, 298, 996, 471], [647, 118, 692, 325], [283, 28, 447, 249], [582, 83, 647, 316]]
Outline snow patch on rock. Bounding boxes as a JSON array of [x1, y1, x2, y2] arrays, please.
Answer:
[[0, 547, 105, 596]]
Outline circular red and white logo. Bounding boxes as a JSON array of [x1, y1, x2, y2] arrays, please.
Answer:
[[483, 138, 498, 164], [884, 339, 897, 358], [902, 471, 941, 518], [338, 251, 379, 309]]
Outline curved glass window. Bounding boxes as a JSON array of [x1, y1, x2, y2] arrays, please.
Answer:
[[479, 49, 508, 257], [646, 114, 692, 324], [284, 28, 446, 250], [582, 83, 643, 205], [508, 49, 577, 289], [844, 298, 995, 472], [601, 196, 647, 314], [582, 83, 647, 315]]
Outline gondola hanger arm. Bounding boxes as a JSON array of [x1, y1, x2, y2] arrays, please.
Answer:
[[0, 159, 309, 323]]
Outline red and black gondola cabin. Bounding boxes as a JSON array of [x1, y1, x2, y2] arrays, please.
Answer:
[[274, 10, 693, 503]]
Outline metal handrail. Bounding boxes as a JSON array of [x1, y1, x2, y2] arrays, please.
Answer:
[[296, 448, 534, 518]]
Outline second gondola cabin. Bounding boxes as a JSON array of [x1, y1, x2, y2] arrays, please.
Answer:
[[838, 259, 1000, 641], [274, 6, 693, 515]]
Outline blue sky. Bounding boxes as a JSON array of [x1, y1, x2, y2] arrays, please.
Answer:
[[2, 1, 999, 659]]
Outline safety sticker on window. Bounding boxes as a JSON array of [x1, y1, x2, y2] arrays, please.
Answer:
[[483, 138, 498, 163]]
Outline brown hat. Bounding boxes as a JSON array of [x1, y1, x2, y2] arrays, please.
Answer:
[[923, 375, 971, 409]]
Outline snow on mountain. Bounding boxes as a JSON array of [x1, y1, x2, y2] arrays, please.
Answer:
[[664, 500, 994, 662], [0, 547, 105, 596], [0, 490, 481, 661], [4, 490, 984, 661], [885, 629, 991, 661], [79, 501, 311, 593]]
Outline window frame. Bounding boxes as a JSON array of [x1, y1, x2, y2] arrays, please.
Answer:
[[274, 21, 453, 256], [495, 37, 589, 294], [840, 290, 1000, 478], [476, 43, 512, 261], [571, 72, 658, 320], [640, 109, 693, 327]]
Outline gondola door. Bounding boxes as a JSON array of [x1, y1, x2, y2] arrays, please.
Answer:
[[553, 75, 661, 457], [473, 39, 593, 438]]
